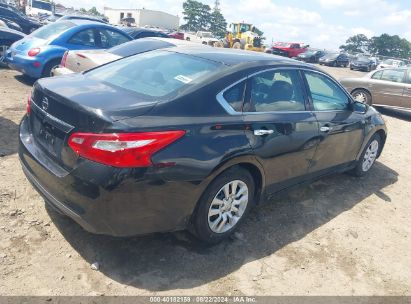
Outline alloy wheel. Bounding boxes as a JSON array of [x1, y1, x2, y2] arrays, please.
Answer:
[[362, 140, 379, 172], [207, 180, 249, 234], [353, 91, 367, 103]]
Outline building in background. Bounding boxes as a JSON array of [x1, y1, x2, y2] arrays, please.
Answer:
[[103, 7, 179, 30]]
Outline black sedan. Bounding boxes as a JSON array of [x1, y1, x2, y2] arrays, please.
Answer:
[[119, 27, 170, 39], [319, 53, 350, 67], [350, 56, 376, 72], [19, 48, 387, 244], [295, 49, 325, 63], [0, 26, 25, 63]]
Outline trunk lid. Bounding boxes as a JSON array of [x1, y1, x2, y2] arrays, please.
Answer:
[[29, 74, 157, 170], [66, 50, 120, 73]]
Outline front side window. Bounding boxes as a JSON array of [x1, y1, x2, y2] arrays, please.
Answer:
[[69, 29, 96, 46], [223, 81, 246, 112], [304, 71, 349, 111], [99, 29, 130, 48], [380, 69, 405, 83], [246, 70, 306, 112], [371, 71, 383, 79], [87, 51, 223, 99]]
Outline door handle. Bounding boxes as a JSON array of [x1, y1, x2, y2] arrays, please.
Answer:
[[254, 129, 274, 136], [320, 126, 331, 132]]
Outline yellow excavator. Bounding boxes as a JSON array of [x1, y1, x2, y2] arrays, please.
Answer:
[[216, 22, 265, 52]]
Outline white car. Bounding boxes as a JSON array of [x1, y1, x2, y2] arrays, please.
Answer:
[[377, 59, 405, 69], [185, 31, 219, 45]]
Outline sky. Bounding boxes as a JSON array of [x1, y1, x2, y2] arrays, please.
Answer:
[[56, 0, 411, 50]]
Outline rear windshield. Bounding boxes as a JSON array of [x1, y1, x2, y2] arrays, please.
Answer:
[[87, 51, 223, 99], [31, 21, 74, 40]]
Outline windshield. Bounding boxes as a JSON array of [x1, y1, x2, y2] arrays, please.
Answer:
[[356, 56, 370, 62], [87, 51, 223, 99], [32, 0, 52, 11], [31, 21, 74, 39], [201, 32, 212, 38], [274, 42, 291, 47]]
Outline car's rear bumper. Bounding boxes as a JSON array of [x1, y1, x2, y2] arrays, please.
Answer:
[[52, 67, 74, 76], [5, 50, 42, 78], [18, 115, 200, 236]]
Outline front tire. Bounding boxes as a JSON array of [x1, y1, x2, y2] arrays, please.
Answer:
[[350, 134, 381, 177], [191, 167, 255, 244], [352, 89, 372, 105]]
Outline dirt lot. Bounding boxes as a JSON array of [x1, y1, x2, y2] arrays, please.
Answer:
[[0, 65, 410, 296]]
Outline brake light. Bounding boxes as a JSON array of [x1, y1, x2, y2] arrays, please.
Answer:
[[60, 51, 68, 67], [28, 48, 41, 57], [27, 93, 31, 115], [68, 131, 185, 168]]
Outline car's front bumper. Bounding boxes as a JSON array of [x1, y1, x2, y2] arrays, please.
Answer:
[[5, 50, 43, 78], [19, 115, 200, 236]]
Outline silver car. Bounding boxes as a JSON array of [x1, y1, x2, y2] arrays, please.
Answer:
[[340, 68, 411, 110]]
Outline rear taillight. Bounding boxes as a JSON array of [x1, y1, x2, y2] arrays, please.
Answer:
[[27, 93, 31, 115], [60, 51, 68, 67], [28, 48, 41, 57], [68, 131, 185, 168]]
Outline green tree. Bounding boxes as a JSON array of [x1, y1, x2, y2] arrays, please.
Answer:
[[209, 8, 227, 38], [339, 34, 369, 53], [181, 0, 212, 31], [369, 34, 411, 59]]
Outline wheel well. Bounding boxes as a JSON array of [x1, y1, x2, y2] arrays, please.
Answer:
[[236, 163, 263, 203], [375, 129, 387, 157]]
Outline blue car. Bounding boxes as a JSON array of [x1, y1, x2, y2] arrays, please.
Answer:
[[5, 20, 132, 78]]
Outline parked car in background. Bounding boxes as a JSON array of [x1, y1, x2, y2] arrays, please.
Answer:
[[0, 4, 41, 33], [53, 37, 199, 76], [5, 20, 132, 78], [350, 56, 376, 72], [119, 27, 169, 39], [295, 49, 325, 63], [184, 31, 219, 45], [20, 47, 387, 243], [269, 42, 309, 58], [319, 53, 349, 67], [0, 26, 25, 63], [168, 31, 184, 40], [377, 59, 405, 69], [340, 68, 411, 109], [58, 15, 108, 24], [0, 16, 23, 31]]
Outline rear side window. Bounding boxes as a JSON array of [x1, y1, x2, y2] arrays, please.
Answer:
[[69, 29, 96, 46], [32, 21, 75, 39], [99, 29, 130, 48], [380, 69, 405, 83], [87, 51, 223, 99], [304, 71, 349, 111], [223, 81, 246, 112], [246, 70, 306, 112]]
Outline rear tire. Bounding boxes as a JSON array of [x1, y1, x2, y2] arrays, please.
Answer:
[[191, 167, 255, 244], [350, 134, 381, 177], [42, 58, 61, 78]]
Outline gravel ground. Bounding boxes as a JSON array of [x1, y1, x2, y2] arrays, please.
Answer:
[[0, 65, 410, 296]]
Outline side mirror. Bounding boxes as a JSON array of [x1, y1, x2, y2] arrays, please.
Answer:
[[351, 100, 368, 113]]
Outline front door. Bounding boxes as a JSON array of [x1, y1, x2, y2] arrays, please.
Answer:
[[302, 70, 365, 173], [371, 69, 406, 107], [242, 68, 320, 193]]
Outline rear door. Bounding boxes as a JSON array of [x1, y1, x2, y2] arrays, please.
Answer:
[[402, 70, 411, 109], [240, 68, 320, 193], [302, 70, 365, 173], [372, 69, 406, 107]]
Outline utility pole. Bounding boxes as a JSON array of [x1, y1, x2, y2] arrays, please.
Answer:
[[214, 0, 220, 11]]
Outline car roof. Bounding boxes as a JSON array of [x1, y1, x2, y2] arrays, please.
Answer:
[[167, 46, 306, 67]]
